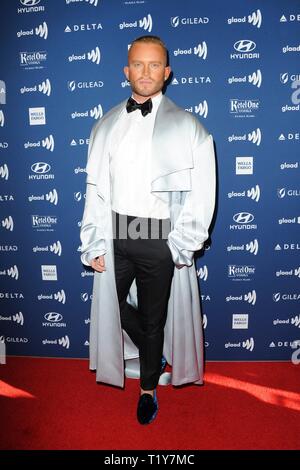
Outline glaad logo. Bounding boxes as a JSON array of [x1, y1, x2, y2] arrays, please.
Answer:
[[171, 16, 209, 27], [50, 241, 62, 256], [0, 164, 9, 180], [14, 312, 24, 325], [195, 100, 208, 118], [28, 189, 58, 205], [275, 268, 300, 278], [196, 265, 208, 281], [173, 42, 208, 59], [38, 289, 66, 303], [0, 80, 6, 104], [65, 0, 99, 5], [0, 312, 25, 326], [54, 290, 66, 303], [20, 79, 51, 96], [226, 290, 256, 305], [228, 128, 262, 146], [242, 337, 254, 351], [227, 239, 259, 255], [43, 135, 54, 151], [228, 185, 260, 202], [68, 46, 101, 64], [0, 111, 5, 127], [202, 314, 207, 329], [17, 22, 48, 39], [24, 135, 54, 152], [228, 69, 262, 88], [71, 104, 103, 120], [282, 44, 300, 54], [185, 101, 208, 118], [7, 265, 19, 280], [1, 216, 14, 232], [291, 315, 300, 328], [119, 14, 153, 32], [42, 335, 70, 349], [231, 40, 259, 59], [228, 9, 262, 28], [33, 241, 62, 256]]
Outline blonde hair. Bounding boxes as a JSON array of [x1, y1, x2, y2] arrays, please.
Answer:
[[129, 35, 168, 65]]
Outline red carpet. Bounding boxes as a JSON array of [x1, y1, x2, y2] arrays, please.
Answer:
[[0, 357, 299, 450]]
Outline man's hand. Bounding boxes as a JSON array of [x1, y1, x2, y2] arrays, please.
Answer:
[[90, 255, 106, 273]]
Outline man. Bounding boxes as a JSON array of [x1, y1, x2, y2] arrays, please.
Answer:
[[80, 35, 216, 425]]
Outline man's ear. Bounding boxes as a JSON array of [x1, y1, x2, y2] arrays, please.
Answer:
[[164, 66, 171, 81], [124, 66, 129, 80]]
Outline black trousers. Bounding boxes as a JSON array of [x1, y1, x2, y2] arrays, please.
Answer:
[[113, 213, 174, 390]]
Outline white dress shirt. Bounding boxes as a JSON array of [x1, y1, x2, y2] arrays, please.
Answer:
[[109, 92, 170, 219]]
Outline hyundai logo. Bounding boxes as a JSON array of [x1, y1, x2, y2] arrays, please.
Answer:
[[21, 0, 40, 5], [31, 162, 51, 174], [44, 312, 63, 322], [233, 212, 254, 224], [234, 40, 256, 52]]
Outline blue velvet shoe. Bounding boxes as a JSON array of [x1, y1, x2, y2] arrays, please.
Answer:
[[137, 391, 158, 425], [161, 356, 167, 375]]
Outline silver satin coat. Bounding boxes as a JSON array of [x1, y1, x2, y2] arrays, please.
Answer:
[[80, 96, 216, 388]]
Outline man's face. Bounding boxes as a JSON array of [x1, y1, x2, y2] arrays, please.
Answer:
[[124, 42, 171, 102]]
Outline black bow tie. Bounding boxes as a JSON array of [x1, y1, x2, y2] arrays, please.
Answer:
[[126, 97, 153, 117]]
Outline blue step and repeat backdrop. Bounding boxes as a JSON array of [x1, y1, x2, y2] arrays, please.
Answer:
[[0, 0, 299, 363]]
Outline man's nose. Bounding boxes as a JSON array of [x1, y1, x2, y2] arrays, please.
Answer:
[[142, 64, 150, 76]]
